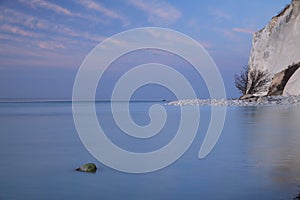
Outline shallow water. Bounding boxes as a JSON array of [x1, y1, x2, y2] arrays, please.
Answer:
[[0, 101, 300, 199]]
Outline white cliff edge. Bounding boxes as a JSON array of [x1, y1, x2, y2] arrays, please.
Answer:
[[168, 1, 300, 107], [248, 0, 300, 96]]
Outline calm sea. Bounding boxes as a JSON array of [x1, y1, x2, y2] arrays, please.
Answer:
[[0, 101, 300, 199]]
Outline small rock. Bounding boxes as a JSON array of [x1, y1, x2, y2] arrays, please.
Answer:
[[76, 163, 97, 173], [293, 194, 300, 200], [256, 96, 268, 103], [239, 94, 259, 102], [239, 94, 256, 100]]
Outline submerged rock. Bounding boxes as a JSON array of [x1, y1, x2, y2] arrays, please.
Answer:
[[76, 163, 97, 173], [294, 193, 300, 200]]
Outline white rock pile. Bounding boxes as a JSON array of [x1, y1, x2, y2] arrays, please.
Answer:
[[167, 96, 300, 107]]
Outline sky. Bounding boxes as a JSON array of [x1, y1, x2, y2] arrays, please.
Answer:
[[0, 0, 291, 100]]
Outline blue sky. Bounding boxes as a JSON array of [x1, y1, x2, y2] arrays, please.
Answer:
[[0, 0, 291, 99]]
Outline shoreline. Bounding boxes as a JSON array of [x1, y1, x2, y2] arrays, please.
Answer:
[[167, 95, 300, 107]]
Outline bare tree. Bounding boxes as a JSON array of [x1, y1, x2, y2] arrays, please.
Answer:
[[234, 66, 271, 95], [247, 69, 271, 94], [234, 66, 248, 95]]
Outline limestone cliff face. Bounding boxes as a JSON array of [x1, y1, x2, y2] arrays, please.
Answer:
[[248, 0, 300, 95]]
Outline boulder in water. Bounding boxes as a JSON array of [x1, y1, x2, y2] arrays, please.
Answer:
[[76, 163, 97, 173]]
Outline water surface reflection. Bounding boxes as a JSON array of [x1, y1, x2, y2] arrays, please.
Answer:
[[240, 106, 300, 186]]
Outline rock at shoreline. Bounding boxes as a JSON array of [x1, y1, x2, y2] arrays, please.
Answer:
[[239, 94, 258, 101], [167, 95, 300, 107], [76, 163, 97, 173], [267, 62, 300, 96]]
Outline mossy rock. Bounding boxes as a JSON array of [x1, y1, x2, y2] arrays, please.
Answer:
[[76, 163, 97, 173]]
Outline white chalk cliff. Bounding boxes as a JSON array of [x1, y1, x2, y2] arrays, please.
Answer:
[[248, 0, 300, 96]]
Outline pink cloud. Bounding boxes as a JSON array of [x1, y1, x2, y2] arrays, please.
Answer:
[[19, 0, 72, 16], [0, 43, 83, 68], [0, 9, 106, 43], [214, 28, 237, 40], [77, 0, 129, 26], [0, 24, 39, 37], [78, 0, 118, 18], [38, 41, 65, 50], [232, 28, 255, 34], [0, 33, 23, 42], [127, 0, 181, 25], [18, 0, 108, 25]]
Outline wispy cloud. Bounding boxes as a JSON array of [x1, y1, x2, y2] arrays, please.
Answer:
[[0, 42, 84, 68], [215, 27, 253, 42], [222, 30, 236, 40], [0, 9, 106, 44], [77, 0, 129, 26], [127, 0, 181, 25], [19, 0, 72, 16], [0, 24, 40, 37], [187, 19, 201, 33], [209, 8, 231, 22], [199, 41, 213, 49], [214, 28, 237, 40], [1, 8, 46, 29], [18, 0, 108, 25], [0, 33, 23, 42], [38, 41, 65, 50], [232, 28, 255, 34]]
